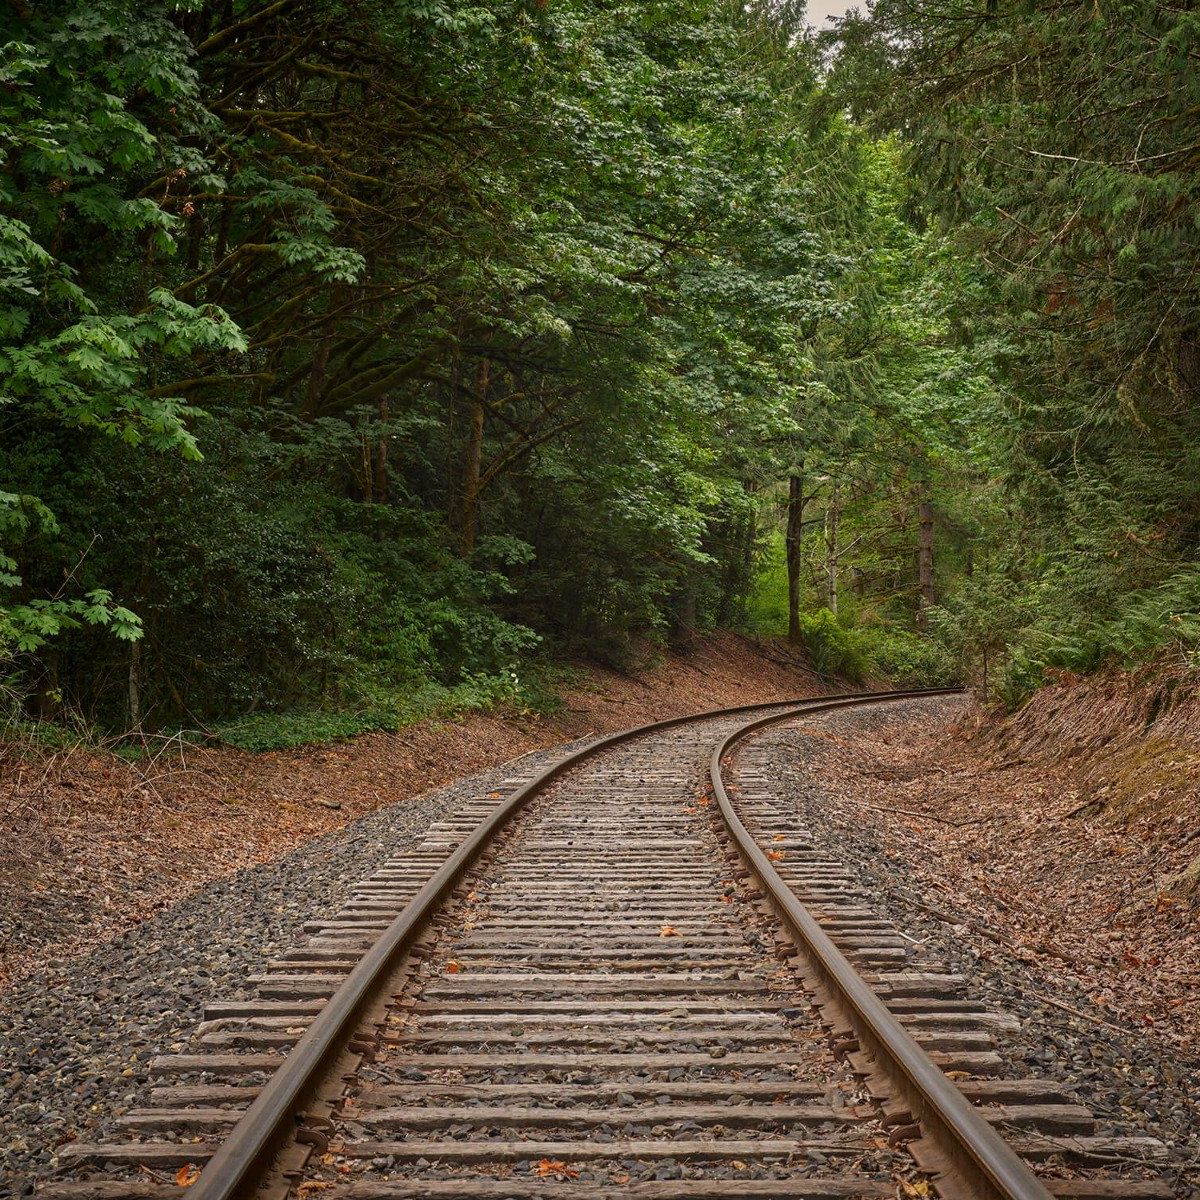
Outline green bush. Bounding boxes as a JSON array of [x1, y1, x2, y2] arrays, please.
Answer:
[[796, 609, 869, 682], [856, 627, 959, 689]]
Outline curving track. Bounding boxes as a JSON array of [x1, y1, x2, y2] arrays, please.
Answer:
[[39, 691, 1173, 1200]]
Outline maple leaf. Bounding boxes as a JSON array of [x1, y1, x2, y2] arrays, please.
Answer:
[[175, 1165, 200, 1188], [766, 849, 785, 862], [536, 1158, 580, 1179], [445, 960, 462, 974], [660, 924, 681, 937], [772, 834, 785, 843]]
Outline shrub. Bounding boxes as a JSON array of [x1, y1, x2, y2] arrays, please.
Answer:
[[857, 627, 960, 689], [796, 609, 869, 682]]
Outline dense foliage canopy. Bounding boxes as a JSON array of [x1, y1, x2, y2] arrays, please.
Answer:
[[830, 0, 1200, 698], [3, 0, 1194, 736]]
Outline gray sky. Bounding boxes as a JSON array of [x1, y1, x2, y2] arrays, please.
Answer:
[[807, 0, 858, 28]]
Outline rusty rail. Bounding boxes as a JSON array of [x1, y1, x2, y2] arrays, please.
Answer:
[[187, 691, 921, 1195], [709, 692, 1055, 1200], [191, 687, 954, 1200]]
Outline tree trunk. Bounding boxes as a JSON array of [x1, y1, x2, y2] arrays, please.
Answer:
[[678, 581, 698, 634], [785, 473, 805, 643], [825, 483, 840, 616], [916, 486, 935, 629], [456, 358, 489, 555], [360, 433, 374, 503], [375, 395, 389, 503], [128, 640, 142, 733]]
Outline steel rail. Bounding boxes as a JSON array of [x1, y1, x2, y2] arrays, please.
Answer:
[[710, 691, 1055, 1200], [190, 686, 952, 1200]]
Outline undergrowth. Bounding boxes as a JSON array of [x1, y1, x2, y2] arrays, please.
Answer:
[[212, 666, 569, 752]]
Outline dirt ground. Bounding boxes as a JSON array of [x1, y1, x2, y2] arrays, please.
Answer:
[[794, 669, 1200, 1049], [0, 632, 828, 988]]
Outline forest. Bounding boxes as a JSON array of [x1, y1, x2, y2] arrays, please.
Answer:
[[2, 0, 1198, 743]]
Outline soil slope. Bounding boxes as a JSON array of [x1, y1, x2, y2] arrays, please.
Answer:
[[786, 667, 1200, 1049]]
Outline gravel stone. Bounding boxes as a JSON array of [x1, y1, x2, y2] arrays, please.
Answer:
[[750, 698, 1200, 1198], [0, 739, 593, 1196]]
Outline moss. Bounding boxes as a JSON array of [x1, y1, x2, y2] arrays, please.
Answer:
[[1103, 734, 1200, 822]]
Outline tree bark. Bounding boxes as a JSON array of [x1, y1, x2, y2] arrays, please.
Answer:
[[128, 640, 142, 733], [374, 395, 389, 503], [786, 473, 805, 643], [917, 485, 935, 630], [825, 483, 840, 616], [456, 357, 488, 555]]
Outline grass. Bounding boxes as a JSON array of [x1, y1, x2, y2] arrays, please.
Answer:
[[212, 663, 572, 752]]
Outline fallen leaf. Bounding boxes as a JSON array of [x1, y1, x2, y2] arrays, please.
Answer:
[[899, 1180, 933, 1198], [175, 1165, 200, 1188], [297, 1184, 333, 1197], [767, 849, 785, 862], [660, 924, 681, 937], [772, 834, 785, 842], [536, 1158, 580, 1179], [445, 960, 462, 974]]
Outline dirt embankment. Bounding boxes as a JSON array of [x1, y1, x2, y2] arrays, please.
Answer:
[[799, 665, 1200, 1047], [0, 632, 828, 989]]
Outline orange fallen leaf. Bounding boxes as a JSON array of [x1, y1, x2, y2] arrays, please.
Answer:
[[175, 1165, 200, 1188], [536, 1158, 580, 1179], [696, 796, 711, 806], [767, 849, 785, 862], [660, 924, 681, 937], [445, 960, 462, 974], [298, 1184, 333, 1197], [772, 834, 785, 842]]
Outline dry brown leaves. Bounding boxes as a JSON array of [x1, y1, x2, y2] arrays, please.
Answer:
[[801, 685, 1200, 1049], [535, 1159, 580, 1179], [1, 631, 829, 990]]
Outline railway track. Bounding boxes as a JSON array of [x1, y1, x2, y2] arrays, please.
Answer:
[[39, 690, 1175, 1200]]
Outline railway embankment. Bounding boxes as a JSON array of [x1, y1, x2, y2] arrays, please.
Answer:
[[0, 633, 827, 990]]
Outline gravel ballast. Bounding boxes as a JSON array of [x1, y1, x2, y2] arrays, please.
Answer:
[[0, 739, 588, 1195], [746, 696, 1200, 1198]]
